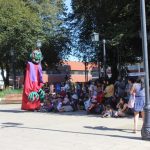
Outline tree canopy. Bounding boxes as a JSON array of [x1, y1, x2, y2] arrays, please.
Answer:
[[0, 0, 71, 87], [70, 0, 150, 79]]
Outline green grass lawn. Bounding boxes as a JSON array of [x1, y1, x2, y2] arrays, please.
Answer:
[[0, 88, 23, 98]]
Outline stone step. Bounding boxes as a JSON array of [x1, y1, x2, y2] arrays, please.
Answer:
[[0, 99, 21, 104], [5, 94, 22, 98], [3, 97, 22, 101], [0, 93, 22, 104]]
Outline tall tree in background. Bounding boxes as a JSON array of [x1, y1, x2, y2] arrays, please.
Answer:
[[0, 0, 42, 87], [0, 0, 71, 87], [70, 0, 150, 79], [24, 0, 71, 68]]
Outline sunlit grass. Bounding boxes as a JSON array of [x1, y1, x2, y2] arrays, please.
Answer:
[[0, 88, 23, 98]]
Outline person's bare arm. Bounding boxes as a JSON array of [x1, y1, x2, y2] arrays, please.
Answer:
[[130, 84, 135, 95], [121, 104, 128, 112]]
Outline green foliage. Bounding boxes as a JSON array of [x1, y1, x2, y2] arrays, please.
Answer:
[[0, 0, 42, 67], [0, 0, 71, 86], [41, 32, 71, 69], [70, 0, 150, 79], [0, 0, 43, 86], [0, 0, 42, 49], [0, 88, 22, 98]]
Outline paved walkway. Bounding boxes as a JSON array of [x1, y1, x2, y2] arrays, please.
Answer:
[[0, 104, 149, 150]]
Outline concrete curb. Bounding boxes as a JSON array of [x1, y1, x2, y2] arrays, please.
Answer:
[[0, 97, 22, 104], [0, 97, 5, 101]]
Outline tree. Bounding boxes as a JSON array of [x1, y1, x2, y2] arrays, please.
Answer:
[[0, 0, 42, 87], [0, 0, 71, 87], [70, 0, 150, 79], [25, 0, 71, 69]]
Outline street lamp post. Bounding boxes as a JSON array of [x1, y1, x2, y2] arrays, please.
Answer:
[[91, 32, 99, 42], [83, 55, 88, 82], [102, 39, 106, 78], [140, 0, 150, 140], [91, 32, 101, 79]]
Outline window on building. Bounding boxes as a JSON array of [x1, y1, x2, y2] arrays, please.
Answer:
[[91, 71, 99, 77], [71, 70, 87, 75]]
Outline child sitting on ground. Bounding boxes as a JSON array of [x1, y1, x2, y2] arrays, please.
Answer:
[[57, 94, 73, 112], [102, 105, 113, 118], [113, 97, 128, 117], [40, 99, 53, 112]]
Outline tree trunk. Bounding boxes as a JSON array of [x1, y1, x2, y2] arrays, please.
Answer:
[[0, 63, 10, 88], [84, 62, 87, 82], [111, 63, 118, 81], [5, 64, 10, 88]]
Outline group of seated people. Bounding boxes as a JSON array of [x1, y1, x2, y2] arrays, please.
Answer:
[[84, 93, 130, 118], [85, 77, 133, 117], [39, 77, 134, 118], [40, 86, 89, 113]]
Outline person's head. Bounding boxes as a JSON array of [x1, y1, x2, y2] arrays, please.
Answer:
[[92, 95, 97, 100], [96, 81, 102, 87], [136, 77, 143, 83], [128, 77, 133, 83], [106, 105, 111, 110], [65, 94, 69, 98], [72, 93, 78, 100], [61, 87, 65, 91], [119, 97, 125, 104], [117, 76, 121, 81], [136, 77, 145, 89], [104, 79, 108, 85], [127, 79, 130, 83], [85, 94, 89, 100], [106, 78, 112, 85], [52, 93, 56, 98], [46, 100, 51, 105]]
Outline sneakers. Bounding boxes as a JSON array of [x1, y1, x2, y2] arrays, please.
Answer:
[[102, 113, 111, 118]]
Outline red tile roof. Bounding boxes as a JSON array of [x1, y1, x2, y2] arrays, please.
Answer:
[[63, 61, 97, 71]]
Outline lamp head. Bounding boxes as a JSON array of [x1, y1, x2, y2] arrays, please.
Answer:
[[36, 39, 42, 48], [103, 39, 106, 44], [91, 32, 99, 42]]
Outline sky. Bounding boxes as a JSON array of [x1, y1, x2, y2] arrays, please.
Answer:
[[65, 0, 72, 13], [64, 0, 79, 61]]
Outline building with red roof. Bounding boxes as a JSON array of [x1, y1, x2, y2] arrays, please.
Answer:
[[45, 61, 100, 83]]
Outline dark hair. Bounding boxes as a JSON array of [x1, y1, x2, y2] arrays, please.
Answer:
[[128, 77, 134, 83], [119, 97, 126, 103], [136, 77, 144, 90]]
